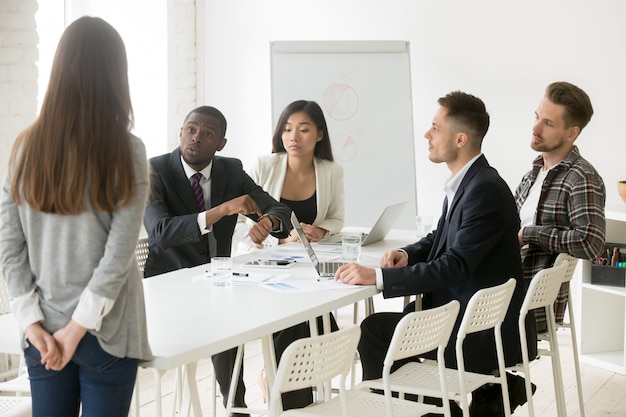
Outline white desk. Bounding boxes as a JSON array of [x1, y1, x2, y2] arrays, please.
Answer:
[[141, 228, 416, 416], [0, 230, 417, 416]]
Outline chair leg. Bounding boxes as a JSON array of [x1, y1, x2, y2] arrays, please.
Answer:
[[567, 296, 586, 417], [546, 308, 567, 417], [365, 296, 375, 316], [131, 375, 140, 417], [211, 370, 217, 417], [495, 333, 512, 417], [519, 322, 536, 417], [151, 368, 163, 417]]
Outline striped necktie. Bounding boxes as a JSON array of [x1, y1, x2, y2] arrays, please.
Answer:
[[192, 172, 217, 258], [191, 172, 206, 211]]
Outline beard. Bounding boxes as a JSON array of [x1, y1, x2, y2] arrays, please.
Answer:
[[530, 133, 567, 153]]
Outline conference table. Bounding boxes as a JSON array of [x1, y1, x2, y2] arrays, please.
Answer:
[[0, 229, 417, 417], [141, 229, 416, 416]]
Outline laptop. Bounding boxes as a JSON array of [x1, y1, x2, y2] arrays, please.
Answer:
[[291, 212, 348, 277], [321, 201, 408, 246]]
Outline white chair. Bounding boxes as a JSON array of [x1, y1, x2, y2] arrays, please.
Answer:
[[0, 277, 30, 397], [551, 253, 585, 417], [533, 253, 585, 417], [363, 278, 517, 417], [269, 325, 432, 417], [0, 397, 31, 417], [1, 276, 12, 377], [358, 300, 460, 417], [508, 260, 569, 417], [135, 237, 149, 277], [131, 237, 183, 417], [0, 355, 30, 395]]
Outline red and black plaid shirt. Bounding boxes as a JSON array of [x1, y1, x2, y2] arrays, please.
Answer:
[[515, 146, 606, 330]]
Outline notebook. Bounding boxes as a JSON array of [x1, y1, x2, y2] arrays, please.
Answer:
[[321, 201, 408, 246], [291, 212, 347, 277]]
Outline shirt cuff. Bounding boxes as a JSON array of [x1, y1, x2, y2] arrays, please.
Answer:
[[9, 288, 45, 332], [375, 268, 384, 290], [523, 225, 539, 244], [71, 288, 115, 331], [197, 212, 212, 234]]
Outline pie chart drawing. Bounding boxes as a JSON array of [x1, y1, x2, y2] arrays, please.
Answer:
[[323, 84, 359, 121]]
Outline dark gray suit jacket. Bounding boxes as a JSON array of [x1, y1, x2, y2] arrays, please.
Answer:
[[383, 155, 533, 373], [143, 148, 291, 277]]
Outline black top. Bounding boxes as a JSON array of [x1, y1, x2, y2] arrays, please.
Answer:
[[281, 192, 317, 225]]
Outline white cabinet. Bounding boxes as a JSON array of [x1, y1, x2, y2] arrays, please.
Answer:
[[578, 204, 626, 374]]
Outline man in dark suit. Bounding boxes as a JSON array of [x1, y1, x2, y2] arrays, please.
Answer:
[[144, 106, 291, 417], [335, 91, 536, 417]]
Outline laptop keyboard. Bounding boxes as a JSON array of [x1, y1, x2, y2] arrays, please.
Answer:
[[319, 261, 347, 275]]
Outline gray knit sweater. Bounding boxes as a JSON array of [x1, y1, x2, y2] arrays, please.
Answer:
[[0, 135, 153, 361]]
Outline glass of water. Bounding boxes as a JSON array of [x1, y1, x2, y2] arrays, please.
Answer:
[[342, 234, 362, 261], [416, 215, 433, 238], [211, 257, 233, 287]]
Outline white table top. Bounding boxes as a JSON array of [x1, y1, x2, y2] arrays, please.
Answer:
[[0, 229, 417, 369], [142, 228, 416, 370]]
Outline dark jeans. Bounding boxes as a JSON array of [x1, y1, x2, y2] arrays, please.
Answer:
[[24, 332, 138, 417]]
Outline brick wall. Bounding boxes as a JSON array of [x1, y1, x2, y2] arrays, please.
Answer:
[[0, 0, 39, 184], [168, 0, 197, 151]]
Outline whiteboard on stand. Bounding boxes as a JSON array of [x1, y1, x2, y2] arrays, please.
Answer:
[[270, 40, 417, 231]]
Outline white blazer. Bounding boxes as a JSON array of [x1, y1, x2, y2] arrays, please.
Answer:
[[251, 153, 345, 236]]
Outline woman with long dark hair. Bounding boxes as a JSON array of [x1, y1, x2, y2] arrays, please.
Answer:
[[0, 16, 151, 417]]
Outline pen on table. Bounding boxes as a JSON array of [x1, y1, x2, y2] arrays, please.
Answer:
[[233, 272, 249, 277]]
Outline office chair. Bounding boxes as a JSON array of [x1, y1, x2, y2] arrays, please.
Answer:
[[358, 300, 460, 416], [362, 278, 517, 417], [537, 253, 585, 417], [269, 325, 433, 417], [131, 237, 183, 417], [0, 397, 31, 417], [508, 261, 569, 417]]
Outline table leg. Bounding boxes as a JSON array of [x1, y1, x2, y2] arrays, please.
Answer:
[[179, 362, 202, 417]]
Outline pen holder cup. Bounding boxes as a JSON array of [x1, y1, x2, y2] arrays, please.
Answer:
[[591, 244, 626, 288]]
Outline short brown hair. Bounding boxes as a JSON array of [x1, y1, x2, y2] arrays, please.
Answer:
[[438, 91, 490, 145], [545, 81, 593, 131]]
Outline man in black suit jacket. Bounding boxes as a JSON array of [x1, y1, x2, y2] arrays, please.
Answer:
[[144, 106, 291, 417], [335, 92, 536, 417]]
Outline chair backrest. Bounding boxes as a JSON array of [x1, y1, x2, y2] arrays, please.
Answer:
[[0, 275, 10, 315], [270, 325, 360, 415], [457, 278, 516, 338], [553, 253, 578, 283], [520, 261, 568, 314], [383, 300, 460, 417], [384, 300, 460, 366], [135, 237, 149, 275]]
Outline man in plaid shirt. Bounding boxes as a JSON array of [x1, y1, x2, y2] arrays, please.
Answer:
[[515, 81, 606, 333]]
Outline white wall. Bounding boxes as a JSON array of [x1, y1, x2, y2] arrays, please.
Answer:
[[0, 0, 39, 185], [200, 0, 626, 220]]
